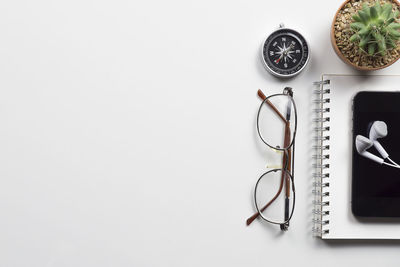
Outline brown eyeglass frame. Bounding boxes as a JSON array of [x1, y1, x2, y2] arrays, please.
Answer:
[[246, 88, 296, 231]]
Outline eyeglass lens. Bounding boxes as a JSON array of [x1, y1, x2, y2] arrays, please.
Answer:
[[257, 94, 296, 150], [255, 169, 295, 224]]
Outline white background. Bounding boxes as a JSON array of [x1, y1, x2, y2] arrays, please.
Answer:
[[1, 0, 400, 266]]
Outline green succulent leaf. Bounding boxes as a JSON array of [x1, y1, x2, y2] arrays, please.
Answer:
[[359, 35, 371, 49], [372, 32, 386, 56], [351, 22, 366, 30], [368, 43, 376, 56], [387, 17, 395, 24], [353, 14, 362, 22], [381, 3, 393, 20], [350, 34, 360, 42], [388, 27, 400, 37], [374, 2, 382, 14], [387, 38, 397, 48], [359, 25, 371, 35], [378, 40, 387, 56], [372, 31, 382, 41], [358, 10, 369, 23], [370, 6, 378, 19], [362, 3, 371, 16], [389, 23, 400, 29]]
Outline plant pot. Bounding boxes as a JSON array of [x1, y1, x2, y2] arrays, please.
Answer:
[[331, 0, 400, 71]]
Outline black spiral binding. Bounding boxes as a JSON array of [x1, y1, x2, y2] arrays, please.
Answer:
[[312, 79, 330, 237]]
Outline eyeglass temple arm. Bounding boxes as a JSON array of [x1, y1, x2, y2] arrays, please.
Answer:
[[246, 124, 292, 226], [284, 123, 292, 198], [257, 89, 287, 123], [283, 123, 292, 229]]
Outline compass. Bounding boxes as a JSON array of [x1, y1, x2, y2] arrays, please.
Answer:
[[261, 24, 309, 78]]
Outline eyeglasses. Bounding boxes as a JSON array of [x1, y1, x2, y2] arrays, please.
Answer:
[[246, 88, 297, 231]]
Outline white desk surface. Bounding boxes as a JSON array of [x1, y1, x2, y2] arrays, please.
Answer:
[[1, 0, 400, 266]]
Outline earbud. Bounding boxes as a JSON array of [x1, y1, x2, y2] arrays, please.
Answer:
[[355, 135, 384, 164], [369, 121, 389, 159]]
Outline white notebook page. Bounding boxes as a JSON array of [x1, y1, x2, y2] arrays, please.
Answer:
[[321, 74, 400, 239]]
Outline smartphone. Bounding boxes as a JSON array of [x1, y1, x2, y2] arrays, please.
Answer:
[[352, 91, 400, 217]]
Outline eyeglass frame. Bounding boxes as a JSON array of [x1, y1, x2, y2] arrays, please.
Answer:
[[247, 87, 297, 231]]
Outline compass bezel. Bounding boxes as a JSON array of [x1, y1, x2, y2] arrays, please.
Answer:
[[261, 27, 310, 78]]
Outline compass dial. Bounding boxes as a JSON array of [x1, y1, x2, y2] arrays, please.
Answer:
[[262, 28, 309, 78]]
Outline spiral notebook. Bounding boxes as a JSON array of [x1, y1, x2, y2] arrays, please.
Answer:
[[312, 74, 400, 240]]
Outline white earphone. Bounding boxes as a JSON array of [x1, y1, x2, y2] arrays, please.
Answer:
[[355, 121, 400, 168], [369, 121, 389, 159], [355, 135, 384, 164]]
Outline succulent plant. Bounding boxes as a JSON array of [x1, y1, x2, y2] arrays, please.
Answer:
[[350, 1, 400, 56]]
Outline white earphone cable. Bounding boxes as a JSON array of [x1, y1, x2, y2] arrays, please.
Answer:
[[383, 162, 400, 168], [387, 157, 400, 167]]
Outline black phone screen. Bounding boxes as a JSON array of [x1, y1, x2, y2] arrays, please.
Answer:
[[352, 91, 400, 217]]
